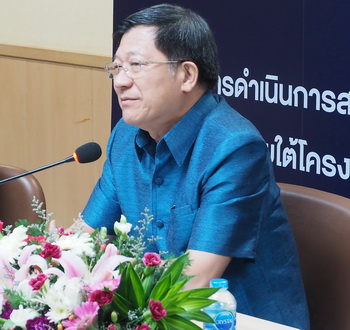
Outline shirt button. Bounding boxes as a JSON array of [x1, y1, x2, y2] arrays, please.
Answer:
[[154, 177, 164, 185], [156, 220, 164, 228]]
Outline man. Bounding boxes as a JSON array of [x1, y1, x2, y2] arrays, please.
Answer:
[[82, 4, 309, 329]]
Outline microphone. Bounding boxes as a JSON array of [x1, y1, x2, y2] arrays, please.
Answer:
[[71, 142, 102, 164], [0, 142, 102, 185]]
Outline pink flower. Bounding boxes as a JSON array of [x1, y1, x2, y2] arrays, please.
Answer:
[[107, 325, 117, 330], [85, 277, 120, 292], [149, 299, 167, 321], [58, 227, 73, 236], [29, 273, 49, 291], [58, 227, 66, 235], [88, 290, 114, 306], [62, 301, 99, 329], [106, 277, 121, 291], [39, 242, 61, 259], [0, 220, 3, 232], [25, 235, 47, 244], [142, 252, 162, 267], [136, 323, 151, 330]]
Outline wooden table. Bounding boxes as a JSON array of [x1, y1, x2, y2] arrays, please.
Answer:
[[236, 313, 299, 330]]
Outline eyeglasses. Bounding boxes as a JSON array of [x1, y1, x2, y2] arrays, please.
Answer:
[[104, 60, 185, 79]]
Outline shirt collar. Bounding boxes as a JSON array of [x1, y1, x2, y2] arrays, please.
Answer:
[[135, 93, 218, 165], [135, 129, 156, 160]]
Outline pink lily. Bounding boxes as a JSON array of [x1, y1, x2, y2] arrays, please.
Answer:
[[0, 252, 16, 289], [15, 254, 48, 282], [46, 244, 132, 285]]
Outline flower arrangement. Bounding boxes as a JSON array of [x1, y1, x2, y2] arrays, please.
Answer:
[[0, 200, 218, 329]]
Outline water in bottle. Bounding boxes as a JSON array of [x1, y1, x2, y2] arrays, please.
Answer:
[[203, 278, 237, 330]]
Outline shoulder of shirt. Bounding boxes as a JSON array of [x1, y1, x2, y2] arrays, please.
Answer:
[[105, 119, 139, 156], [201, 95, 265, 143]]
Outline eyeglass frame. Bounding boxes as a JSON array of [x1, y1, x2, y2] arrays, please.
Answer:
[[104, 59, 188, 79]]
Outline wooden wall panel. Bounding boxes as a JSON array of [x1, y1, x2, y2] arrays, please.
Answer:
[[0, 49, 112, 227]]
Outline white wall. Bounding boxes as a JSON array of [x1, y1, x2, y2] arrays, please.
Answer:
[[0, 0, 113, 56]]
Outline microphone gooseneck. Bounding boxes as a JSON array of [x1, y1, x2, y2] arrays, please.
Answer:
[[0, 142, 102, 185]]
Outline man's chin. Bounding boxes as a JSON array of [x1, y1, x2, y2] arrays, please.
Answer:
[[122, 116, 142, 128]]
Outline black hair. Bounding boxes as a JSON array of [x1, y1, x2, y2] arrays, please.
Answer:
[[114, 4, 219, 90]]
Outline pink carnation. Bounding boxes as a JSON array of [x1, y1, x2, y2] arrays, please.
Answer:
[[149, 299, 167, 321], [29, 273, 49, 291], [39, 242, 62, 259], [142, 252, 162, 267], [88, 290, 114, 306], [136, 323, 151, 330]]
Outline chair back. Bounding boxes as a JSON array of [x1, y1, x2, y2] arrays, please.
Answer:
[[0, 164, 46, 226], [278, 182, 350, 330]]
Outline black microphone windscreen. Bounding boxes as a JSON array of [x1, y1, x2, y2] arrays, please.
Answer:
[[74, 142, 102, 163]]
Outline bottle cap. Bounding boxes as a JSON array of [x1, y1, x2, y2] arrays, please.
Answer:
[[210, 278, 228, 289]]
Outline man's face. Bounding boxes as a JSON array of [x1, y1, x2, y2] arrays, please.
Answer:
[[113, 26, 184, 140]]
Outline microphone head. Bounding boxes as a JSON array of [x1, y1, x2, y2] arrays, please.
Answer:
[[73, 142, 102, 163]]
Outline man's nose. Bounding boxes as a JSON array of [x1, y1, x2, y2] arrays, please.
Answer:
[[112, 70, 133, 88]]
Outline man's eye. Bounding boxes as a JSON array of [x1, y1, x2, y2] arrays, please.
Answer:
[[130, 62, 142, 67]]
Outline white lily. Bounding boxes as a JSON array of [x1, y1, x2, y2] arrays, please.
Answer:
[[0, 293, 3, 314], [10, 305, 39, 329], [0, 225, 28, 263], [114, 214, 132, 234], [16, 279, 36, 301]]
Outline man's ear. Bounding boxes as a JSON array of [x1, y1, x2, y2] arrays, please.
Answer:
[[180, 61, 199, 92]]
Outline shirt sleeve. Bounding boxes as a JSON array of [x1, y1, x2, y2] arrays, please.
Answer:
[[82, 127, 122, 234], [188, 136, 273, 259]]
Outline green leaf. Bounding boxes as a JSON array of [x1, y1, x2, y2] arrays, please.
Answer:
[[163, 305, 186, 316], [0, 318, 16, 329], [162, 314, 202, 330], [142, 271, 155, 299], [5, 290, 26, 309], [15, 219, 29, 227], [115, 264, 129, 299], [185, 287, 219, 298], [157, 318, 170, 330], [126, 263, 146, 308], [167, 290, 192, 306], [164, 278, 188, 298], [176, 297, 216, 310], [115, 263, 145, 309], [160, 253, 189, 285], [180, 310, 215, 323], [111, 293, 133, 318], [149, 273, 172, 301], [168, 287, 218, 309]]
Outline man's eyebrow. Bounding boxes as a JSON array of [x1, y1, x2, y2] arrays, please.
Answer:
[[113, 51, 141, 61]]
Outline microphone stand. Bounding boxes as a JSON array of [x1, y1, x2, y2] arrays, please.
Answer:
[[0, 156, 74, 185]]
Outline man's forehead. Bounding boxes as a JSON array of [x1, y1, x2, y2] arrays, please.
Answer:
[[120, 25, 157, 43], [115, 27, 160, 59]]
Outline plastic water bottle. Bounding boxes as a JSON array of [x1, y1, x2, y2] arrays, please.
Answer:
[[203, 278, 237, 330]]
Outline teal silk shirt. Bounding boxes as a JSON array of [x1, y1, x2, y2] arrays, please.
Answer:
[[83, 93, 310, 329]]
